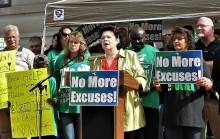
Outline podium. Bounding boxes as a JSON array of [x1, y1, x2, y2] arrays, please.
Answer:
[[80, 70, 140, 139]]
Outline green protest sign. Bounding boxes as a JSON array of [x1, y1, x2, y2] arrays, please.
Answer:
[[155, 50, 203, 84], [68, 71, 119, 106]]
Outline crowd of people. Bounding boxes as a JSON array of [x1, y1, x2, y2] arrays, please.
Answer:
[[0, 16, 220, 139]]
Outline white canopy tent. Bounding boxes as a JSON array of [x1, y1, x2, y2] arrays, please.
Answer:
[[42, 0, 220, 52], [45, 0, 220, 26]]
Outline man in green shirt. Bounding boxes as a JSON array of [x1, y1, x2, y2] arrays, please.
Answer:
[[130, 27, 160, 139]]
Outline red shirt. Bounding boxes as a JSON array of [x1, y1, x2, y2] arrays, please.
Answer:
[[101, 57, 119, 70]]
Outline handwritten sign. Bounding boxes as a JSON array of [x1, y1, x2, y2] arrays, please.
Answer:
[[6, 68, 57, 138], [68, 71, 119, 106], [0, 50, 16, 109], [155, 50, 203, 84]]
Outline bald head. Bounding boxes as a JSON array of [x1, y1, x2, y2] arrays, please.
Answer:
[[130, 27, 145, 38], [130, 27, 146, 51], [196, 17, 214, 38], [197, 17, 214, 27]]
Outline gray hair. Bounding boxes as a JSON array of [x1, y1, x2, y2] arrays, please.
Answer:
[[3, 25, 19, 36]]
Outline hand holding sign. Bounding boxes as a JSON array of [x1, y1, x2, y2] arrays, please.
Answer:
[[197, 77, 213, 91], [152, 77, 163, 92], [155, 50, 203, 84]]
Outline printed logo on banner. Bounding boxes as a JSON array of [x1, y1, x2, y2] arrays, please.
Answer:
[[53, 9, 64, 21]]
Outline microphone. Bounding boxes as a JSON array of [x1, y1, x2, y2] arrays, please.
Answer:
[[29, 48, 88, 93], [88, 39, 101, 48]]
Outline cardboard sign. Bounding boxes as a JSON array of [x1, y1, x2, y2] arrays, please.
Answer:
[[0, 50, 16, 109], [6, 69, 57, 138]]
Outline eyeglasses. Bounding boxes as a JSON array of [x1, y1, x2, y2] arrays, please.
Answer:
[[61, 32, 70, 37], [101, 35, 113, 40], [196, 24, 212, 28]]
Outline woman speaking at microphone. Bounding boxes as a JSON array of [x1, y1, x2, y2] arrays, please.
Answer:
[[89, 25, 147, 139], [54, 31, 90, 139]]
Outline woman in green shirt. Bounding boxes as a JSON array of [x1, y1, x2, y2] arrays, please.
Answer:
[[54, 31, 90, 139], [48, 26, 73, 75]]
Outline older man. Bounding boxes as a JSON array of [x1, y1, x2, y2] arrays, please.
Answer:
[[195, 17, 220, 139], [3, 25, 35, 71], [0, 25, 35, 139], [196, 17, 220, 62]]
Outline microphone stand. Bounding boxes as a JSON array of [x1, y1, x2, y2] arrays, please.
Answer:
[[29, 50, 86, 139]]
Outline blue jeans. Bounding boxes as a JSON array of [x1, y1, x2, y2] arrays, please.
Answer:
[[60, 113, 80, 139], [166, 126, 201, 139]]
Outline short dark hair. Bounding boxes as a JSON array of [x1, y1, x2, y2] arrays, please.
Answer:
[[99, 25, 118, 37], [29, 36, 42, 44], [183, 25, 194, 34]]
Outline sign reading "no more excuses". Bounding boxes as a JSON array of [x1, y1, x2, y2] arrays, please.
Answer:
[[155, 50, 203, 84], [62, 71, 119, 106]]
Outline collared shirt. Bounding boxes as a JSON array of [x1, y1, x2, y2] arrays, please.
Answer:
[[90, 49, 147, 131], [196, 39, 220, 61]]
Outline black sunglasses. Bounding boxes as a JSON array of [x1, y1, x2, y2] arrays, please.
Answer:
[[61, 32, 70, 37]]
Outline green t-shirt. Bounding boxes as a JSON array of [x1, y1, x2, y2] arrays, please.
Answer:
[[49, 77, 58, 136], [135, 45, 160, 109], [47, 50, 64, 74], [54, 51, 90, 113]]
